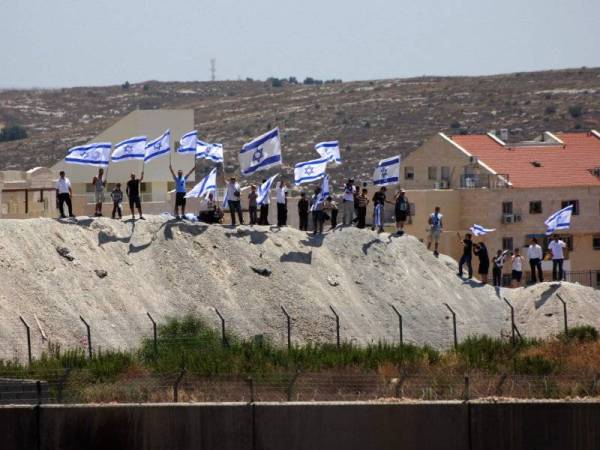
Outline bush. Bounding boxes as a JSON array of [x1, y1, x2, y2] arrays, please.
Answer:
[[544, 105, 556, 115], [561, 325, 598, 343], [568, 105, 583, 118], [450, 121, 461, 129], [121, 81, 130, 89], [268, 77, 283, 88], [0, 125, 27, 142]]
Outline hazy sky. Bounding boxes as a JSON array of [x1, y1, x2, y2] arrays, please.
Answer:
[[1, 0, 599, 88]]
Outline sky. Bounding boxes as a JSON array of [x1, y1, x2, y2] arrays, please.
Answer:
[[1, 0, 599, 88]]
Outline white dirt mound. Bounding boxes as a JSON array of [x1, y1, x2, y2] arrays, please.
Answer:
[[0, 216, 598, 360]]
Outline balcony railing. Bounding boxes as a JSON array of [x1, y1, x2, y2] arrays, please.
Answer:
[[460, 173, 510, 189]]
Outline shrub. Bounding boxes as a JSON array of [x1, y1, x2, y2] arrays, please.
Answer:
[[544, 105, 556, 115], [121, 81, 130, 89], [568, 105, 583, 118], [561, 325, 598, 343], [0, 125, 27, 142], [450, 121, 461, 129]]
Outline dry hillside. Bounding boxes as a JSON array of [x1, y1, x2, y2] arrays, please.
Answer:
[[0, 68, 599, 180]]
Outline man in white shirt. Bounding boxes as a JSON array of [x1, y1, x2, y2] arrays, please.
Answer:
[[56, 171, 75, 219], [276, 181, 288, 227], [548, 235, 567, 281], [527, 237, 544, 284], [341, 179, 356, 226], [259, 178, 270, 225], [427, 206, 443, 257], [226, 176, 244, 226]]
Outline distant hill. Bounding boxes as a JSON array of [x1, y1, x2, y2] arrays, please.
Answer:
[[0, 68, 598, 182]]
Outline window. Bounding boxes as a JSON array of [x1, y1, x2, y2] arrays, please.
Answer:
[[502, 201, 513, 215], [404, 167, 415, 181], [441, 166, 450, 181], [593, 235, 600, 250], [502, 237, 514, 251], [529, 201, 542, 214], [561, 200, 579, 215], [167, 181, 175, 192], [428, 166, 437, 180]]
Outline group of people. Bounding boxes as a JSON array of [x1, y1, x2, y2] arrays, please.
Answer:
[[453, 232, 567, 287], [56, 169, 145, 220]]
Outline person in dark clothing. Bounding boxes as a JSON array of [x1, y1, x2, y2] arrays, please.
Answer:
[[110, 183, 123, 219], [371, 187, 392, 232], [326, 196, 338, 229], [492, 249, 510, 287], [356, 188, 369, 229], [457, 232, 473, 278], [248, 185, 258, 225], [56, 171, 75, 218], [298, 192, 309, 231], [473, 242, 490, 284], [126, 171, 144, 220], [310, 187, 325, 235]]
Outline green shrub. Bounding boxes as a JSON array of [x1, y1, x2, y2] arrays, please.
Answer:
[[561, 325, 598, 343]]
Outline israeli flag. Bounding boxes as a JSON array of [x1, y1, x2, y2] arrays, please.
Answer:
[[257, 174, 278, 206], [239, 128, 282, 176], [372, 155, 401, 187], [310, 175, 330, 212], [65, 143, 112, 167], [178, 130, 197, 154], [294, 157, 329, 185], [144, 129, 171, 163], [185, 168, 217, 198], [111, 136, 146, 162], [315, 141, 342, 165], [545, 204, 574, 235], [196, 140, 224, 163], [222, 187, 230, 209], [469, 224, 496, 236]]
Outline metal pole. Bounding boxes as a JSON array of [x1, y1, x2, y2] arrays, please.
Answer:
[[280, 305, 291, 350], [214, 308, 228, 347], [389, 304, 403, 346], [503, 297, 523, 345], [556, 294, 568, 336], [19, 316, 32, 365], [79, 316, 92, 359], [146, 312, 158, 356], [329, 305, 340, 348], [444, 303, 458, 349]]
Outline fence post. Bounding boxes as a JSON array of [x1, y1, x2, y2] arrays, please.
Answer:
[[389, 304, 403, 363], [329, 305, 340, 348], [463, 375, 470, 401], [214, 308, 228, 348], [556, 294, 568, 336], [443, 303, 458, 349], [280, 305, 291, 350], [19, 316, 32, 365], [173, 369, 186, 403], [503, 297, 523, 345], [146, 312, 158, 356], [246, 376, 255, 403], [79, 316, 92, 359]]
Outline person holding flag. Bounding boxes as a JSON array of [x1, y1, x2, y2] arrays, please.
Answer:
[[256, 174, 278, 227], [169, 163, 195, 220], [92, 168, 107, 217], [548, 235, 567, 281], [126, 171, 144, 220], [310, 186, 325, 235], [456, 231, 473, 278], [276, 180, 290, 227], [224, 176, 244, 226]]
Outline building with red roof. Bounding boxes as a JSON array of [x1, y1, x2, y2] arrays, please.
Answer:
[[400, 130, 600, 284]]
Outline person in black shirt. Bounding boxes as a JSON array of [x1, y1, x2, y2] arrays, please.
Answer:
[[126, 171, 144, 220], [298, 192, 309, 231], [457, 232, 473, 278], [371, 186, 392, 232], [473, 242, 490, 284]]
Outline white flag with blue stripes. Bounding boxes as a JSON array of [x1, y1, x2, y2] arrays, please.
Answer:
[[372, 155, 401, 187], [545, 204, 574, 235], [178, 130, 197, 154], [469, 224, 496, 236], [185, 168, 217, 199], [315, 141, 341, 165], [111, 136, 146, 162], [311, 175, 330, 211], [294, 157, 328, 185], [257, 174, 278, 206], [144, 130, 171, 163], [65, 143, 112, 167], [239, 128, 282, 176], [196, 141, 224, 163]]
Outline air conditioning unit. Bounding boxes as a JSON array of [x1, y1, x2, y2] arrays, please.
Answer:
[[503, 214, 515, 224], [514, 214, 522, 222], [439, 180, 449, 189], [434, 182, 441, 189]]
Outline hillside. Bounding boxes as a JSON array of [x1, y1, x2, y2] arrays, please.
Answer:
[[1, 217, 599, 361], [0, 68, 599, 179]]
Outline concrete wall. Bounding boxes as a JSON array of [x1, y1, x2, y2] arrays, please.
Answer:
[[2, 402, 600, 450]]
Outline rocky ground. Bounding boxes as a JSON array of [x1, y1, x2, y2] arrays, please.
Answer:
[[0, 216, 598, 361], [0, 68, 599, 180]]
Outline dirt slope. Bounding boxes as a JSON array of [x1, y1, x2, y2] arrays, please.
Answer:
[[0, 216, 598, 360]]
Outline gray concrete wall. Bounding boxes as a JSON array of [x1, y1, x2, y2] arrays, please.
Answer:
[[2, 401, 600, 450]]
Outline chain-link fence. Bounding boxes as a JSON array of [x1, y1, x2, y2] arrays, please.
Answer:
[[2, 370, 599, 405]]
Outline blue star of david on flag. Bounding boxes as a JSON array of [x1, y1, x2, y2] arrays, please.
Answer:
[[252, 147, 264, 163], [304, 166, 315, 175]]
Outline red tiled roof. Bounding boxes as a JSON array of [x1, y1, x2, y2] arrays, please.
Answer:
[[450, 132, 600, 188]]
